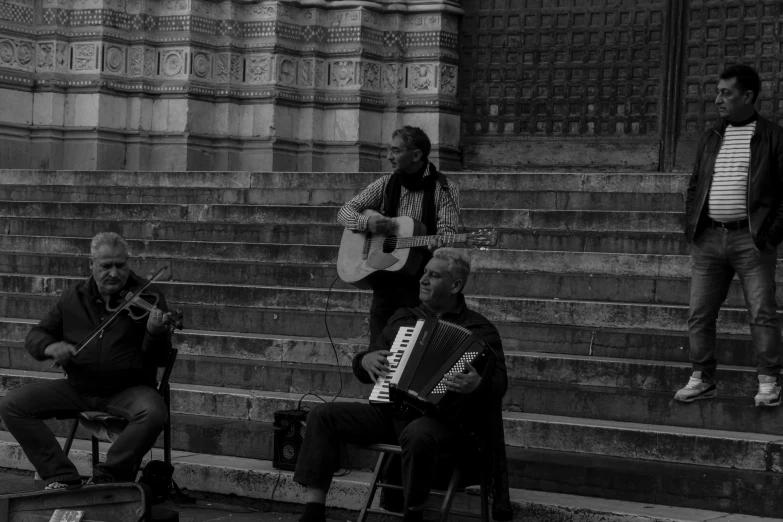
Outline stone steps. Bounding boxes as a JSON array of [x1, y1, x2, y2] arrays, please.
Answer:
[[0, 432, 776, 522], [0, 184, 684, 211], [2, 169, 779, 517], [0, 171, 689, 193], [1, 218, 690, 254], [0, 201, 685, 232], [2, 368, 783, 474], [0, 291, 765, 341]]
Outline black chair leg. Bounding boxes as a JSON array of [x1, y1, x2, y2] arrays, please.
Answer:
[[91, 436, 99, 468], [438, 467, 461, 522], [480, 468, 489, 522], [63, 420, 79, 456], [357, 451, 389, 522]]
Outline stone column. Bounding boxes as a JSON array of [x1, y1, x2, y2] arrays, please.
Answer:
[[0, 0, 462, 171]]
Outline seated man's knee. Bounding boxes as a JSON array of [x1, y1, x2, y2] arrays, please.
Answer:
[[137, 394, 168, 429], [399, 418, 439, 451]]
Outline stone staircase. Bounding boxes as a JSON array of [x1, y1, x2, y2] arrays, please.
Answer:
[[0, 170, 781, 521]]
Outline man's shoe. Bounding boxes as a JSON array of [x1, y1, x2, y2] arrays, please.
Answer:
[[674, 371, 716, 403], [755, 375, 782, 407], [45, 478, 86, 490]]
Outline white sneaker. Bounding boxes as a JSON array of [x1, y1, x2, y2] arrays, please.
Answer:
[[755, 375, 781, 407], [674, 371, 716, 403]]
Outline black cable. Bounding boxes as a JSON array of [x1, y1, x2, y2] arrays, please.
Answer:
[[324, 274, 344, 402]]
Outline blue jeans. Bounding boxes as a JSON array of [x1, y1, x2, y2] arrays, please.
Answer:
[[688, 226, 781, 380], [0, 379, 167, 484]]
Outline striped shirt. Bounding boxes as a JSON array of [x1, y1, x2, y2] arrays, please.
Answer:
[[708, 121, 756, 222], [337, 166, 460, 234]]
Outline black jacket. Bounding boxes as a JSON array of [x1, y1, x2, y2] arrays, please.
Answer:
[[352, 296, 512, 517], [26, 271, 172, 396], [685, 113, 783, 246]]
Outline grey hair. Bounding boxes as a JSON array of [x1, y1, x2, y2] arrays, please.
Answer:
[[90, 232, 129, 258], [432, 247, 471, 287]]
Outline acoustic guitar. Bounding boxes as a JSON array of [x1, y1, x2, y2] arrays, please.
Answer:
[[337, 209, 498, 288]]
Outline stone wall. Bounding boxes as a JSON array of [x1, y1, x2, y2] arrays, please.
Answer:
[[0, 0, 462, 171]]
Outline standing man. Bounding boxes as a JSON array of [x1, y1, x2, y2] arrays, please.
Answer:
[[0, 232, 175, 488], [337, 126, 460, 346], [676, 64, 783, 407]]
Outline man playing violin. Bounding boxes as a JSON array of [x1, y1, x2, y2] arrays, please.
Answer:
[[0, 232, 176, 489]]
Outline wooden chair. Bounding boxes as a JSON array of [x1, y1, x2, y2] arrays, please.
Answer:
[[61, 347, 178, 478], [356, 441, 490, 522]]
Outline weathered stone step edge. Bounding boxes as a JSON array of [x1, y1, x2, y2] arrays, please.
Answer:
[[1, 369, 781, 474], [0, 290, 764, 337], [5, 336, 779, 436], [0, 203, 686, 232], [0, 236, 709, 277], [0, 251, 771, 307], [513, 446, 783, 520], [0, 218, 692, 255], [1, 433, 772, 522], [0, 185, 685, 211], [0, 171, 690, 193], [0, 319, 761, 393], [0, 318, 362, 367]]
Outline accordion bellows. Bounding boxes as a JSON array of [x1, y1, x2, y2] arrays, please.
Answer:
[[370, 317, 494, 415]]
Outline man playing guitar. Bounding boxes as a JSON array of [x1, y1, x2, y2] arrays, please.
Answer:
[[337, 126, 460, 345]]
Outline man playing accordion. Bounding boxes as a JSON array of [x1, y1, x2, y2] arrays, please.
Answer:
[[293, 248, 508, 522]]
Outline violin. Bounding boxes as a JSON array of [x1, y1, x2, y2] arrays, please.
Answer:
[[108, 288, 184, 330], [52, 265, 183, 367]]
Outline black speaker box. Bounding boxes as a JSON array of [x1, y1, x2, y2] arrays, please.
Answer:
[[272, 409, 309, 471]]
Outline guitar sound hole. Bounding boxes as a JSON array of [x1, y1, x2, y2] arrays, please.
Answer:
[[382, 235, 398, 253]]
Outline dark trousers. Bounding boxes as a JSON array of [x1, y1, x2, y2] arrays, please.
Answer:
[[0, 379, 167, 484], [369, 272, 422, 346], [293, 402, 456, 508], [688, 227, 781, 380]]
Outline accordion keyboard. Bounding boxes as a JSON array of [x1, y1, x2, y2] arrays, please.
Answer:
[[369, 325, 417, 404]]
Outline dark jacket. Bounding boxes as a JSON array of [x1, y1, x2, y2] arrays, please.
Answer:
[[25, 271, 172, 396], [685, 113, 783, 246], [352, 296, 512, 517]]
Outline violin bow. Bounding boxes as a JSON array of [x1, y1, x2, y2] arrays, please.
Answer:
[[52, 265, 172, 367]]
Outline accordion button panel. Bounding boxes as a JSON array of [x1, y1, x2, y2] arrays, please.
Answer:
[[433, 351, 479, 394], [369, 325, 417, 404]]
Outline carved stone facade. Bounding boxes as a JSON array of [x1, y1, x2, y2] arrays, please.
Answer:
[[0, 0, 461, 171]]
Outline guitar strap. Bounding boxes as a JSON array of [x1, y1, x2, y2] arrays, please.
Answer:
[[435, 172, 465, 234]]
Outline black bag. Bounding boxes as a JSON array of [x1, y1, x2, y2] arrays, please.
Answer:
[[138, 460, 174, 503]]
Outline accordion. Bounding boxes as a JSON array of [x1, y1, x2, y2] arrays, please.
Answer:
[[369, 317, 495, 415]]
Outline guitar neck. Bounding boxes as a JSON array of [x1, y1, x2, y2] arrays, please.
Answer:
[[396, 234, 470, 249]]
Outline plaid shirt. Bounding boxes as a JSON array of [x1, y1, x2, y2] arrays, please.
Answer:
[[337, 165, 460, 234]]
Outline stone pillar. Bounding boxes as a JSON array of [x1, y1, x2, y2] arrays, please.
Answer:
[[0, 0, 462, 171]]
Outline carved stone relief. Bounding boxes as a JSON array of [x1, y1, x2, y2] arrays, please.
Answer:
[[144, 48, 155, 77], [408, 64, 434, 91], [299, 59, 313, 88], [73, 44, 97, 71], [362, 62, 379, 91], [440, 64, 456, 95], [331, 60, 354, 87], [192, 51, 211, 79], [161, 49, 185, 76], [105, 46, 125, 74], [314, 60, 324, 88], [247, 55, 270, 83], [129, 47, 143, 76], [278, 58, 295, 86], [37, 42, 54, 71], [382, 63, 400, 93]]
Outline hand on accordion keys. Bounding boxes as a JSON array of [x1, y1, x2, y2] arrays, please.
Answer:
[[443, 362, 481, 394], [361, 350, 393, 383]]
